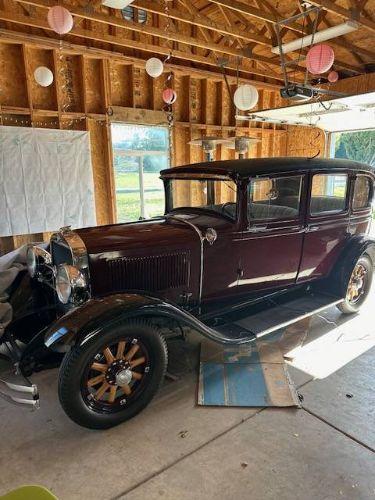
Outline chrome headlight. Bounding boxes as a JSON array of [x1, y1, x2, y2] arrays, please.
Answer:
[[56, 264, 87, 305], [26, 245, 52, 278]]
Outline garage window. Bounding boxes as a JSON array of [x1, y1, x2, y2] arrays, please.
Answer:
[[310, 174, 348, 215], [248, 175, 303, 220], [353, 176, 372, 210]]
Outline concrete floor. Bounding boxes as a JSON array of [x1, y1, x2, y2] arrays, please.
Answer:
[[1, 291, 374, 500]]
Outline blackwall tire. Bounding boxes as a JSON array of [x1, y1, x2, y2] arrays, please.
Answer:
[[337, 255, 373, 315], [58, 319, 168, 429]]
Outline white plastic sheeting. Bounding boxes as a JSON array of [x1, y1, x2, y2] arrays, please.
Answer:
[[0, 126, 96, 237]]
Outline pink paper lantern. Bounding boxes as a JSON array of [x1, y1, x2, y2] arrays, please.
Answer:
[[306, 44, 334, 75], [162, 88, 177, 105], [47, 6, 74, 35], [328, 70, 339, 83]]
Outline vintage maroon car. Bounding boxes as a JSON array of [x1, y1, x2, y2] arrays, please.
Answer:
[[1, 157, 374, 429]]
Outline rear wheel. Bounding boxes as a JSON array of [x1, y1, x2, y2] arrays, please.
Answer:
[[58, 320, 168, 429], [337, 255, 373, 314]]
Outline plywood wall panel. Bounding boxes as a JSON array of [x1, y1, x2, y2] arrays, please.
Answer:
[[85, 58, 105, 114], [0, 44, 28, 108], [27, 48, 57, 111]]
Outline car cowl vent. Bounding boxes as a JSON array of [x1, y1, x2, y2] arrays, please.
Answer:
[[107, 252, 190, 292]]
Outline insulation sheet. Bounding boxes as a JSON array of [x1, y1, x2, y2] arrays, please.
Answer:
[[0, 126, 96, 237]]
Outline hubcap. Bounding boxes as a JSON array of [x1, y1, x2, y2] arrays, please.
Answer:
[[84, 338, 149, 408], [116, 369, 133, 386], [347, 263, 367, 303]]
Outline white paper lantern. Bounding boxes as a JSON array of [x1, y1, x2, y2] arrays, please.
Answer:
[[102, 0, 133, 8], [145, 57, 164, 78], [233, 85, 259, 111], [34, 66, 54, 87]]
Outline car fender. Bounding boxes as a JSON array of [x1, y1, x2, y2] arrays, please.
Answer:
[[44, 293, 255, 352], [328, 234, 375, 295]]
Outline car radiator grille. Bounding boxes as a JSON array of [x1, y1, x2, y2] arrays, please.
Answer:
[[107, 252, 190, 292]]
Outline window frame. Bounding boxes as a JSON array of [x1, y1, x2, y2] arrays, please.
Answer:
[[111, 123, 171, 222], [165, 176, 239, 223], [247, 173, 305, 225], [309, 171, 349, 218], [351, 174, 373, 213]]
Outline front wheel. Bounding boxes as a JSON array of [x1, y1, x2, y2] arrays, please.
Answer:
[[58, 320, 168, 429], [337, 255, 373, 315]]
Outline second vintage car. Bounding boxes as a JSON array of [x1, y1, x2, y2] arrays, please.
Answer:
[[1, 157, 374, 428]]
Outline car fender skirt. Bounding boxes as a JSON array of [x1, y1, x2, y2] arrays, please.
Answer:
[[44, 293, 256, 350]]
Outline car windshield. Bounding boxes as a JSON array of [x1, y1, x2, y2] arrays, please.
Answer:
[[166, 178, 237, 220]]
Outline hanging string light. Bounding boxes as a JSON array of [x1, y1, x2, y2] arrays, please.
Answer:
[[162, 0, 176, 127]]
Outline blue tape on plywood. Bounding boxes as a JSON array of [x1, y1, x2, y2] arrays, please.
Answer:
[[198, 340, 299, 408]]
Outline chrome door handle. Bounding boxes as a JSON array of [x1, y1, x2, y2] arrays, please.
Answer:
[[248, 225, 268, 233], [307, 225, 319, 232]]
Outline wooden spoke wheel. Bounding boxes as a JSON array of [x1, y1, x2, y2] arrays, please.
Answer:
[[337, 255, 373, 315], [346, 263, 367, 304], [82, 338, 150, 413], [58, 320, 168, 429]]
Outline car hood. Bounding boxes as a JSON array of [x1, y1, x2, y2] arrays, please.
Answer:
[[76, 213, 233, 256]]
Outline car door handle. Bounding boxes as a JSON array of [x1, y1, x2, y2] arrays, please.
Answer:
[[247, 225, 268, 233], [307, 225, 319, 232]]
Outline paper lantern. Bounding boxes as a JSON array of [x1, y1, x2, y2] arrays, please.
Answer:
[[34, 67, 54, 87], [306, 44, 334, 75], [328, 70, 339, 83], [47, 6, 74, 35], [233, 85, 259, 111], [102, 0, 133, 7], [145, 58, 164, 78], [162, 88, 177, 105]]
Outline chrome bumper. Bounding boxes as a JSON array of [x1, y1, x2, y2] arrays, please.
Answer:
[[0, 365, 39, 409]]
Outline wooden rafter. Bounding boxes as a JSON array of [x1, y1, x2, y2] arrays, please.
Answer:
[[10, 0, 306, 79], [308, 0, 375, 33], [209, 0, 368, 73]]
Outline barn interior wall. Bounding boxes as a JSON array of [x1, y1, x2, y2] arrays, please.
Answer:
[[0, 37, 374, 255]]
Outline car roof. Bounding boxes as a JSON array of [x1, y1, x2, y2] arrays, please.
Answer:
[[161, 157, 375, 180]]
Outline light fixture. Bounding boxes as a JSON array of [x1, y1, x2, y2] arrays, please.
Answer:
[[102, 0, 133, 8], [271, 20, 359, 55]]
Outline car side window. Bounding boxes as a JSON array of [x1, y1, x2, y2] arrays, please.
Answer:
[[248, 175, 303, 221], [310, 174, 348, 215], [353, 175, 372, 210]]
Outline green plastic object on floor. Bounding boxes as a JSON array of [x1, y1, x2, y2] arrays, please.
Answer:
[[1, 485, 57, 500]]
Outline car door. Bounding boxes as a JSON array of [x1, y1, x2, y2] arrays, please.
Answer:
[[297, 170, 350, 283], [237, 173, 307, 295]]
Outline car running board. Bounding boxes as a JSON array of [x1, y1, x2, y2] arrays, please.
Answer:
[[208, 291, 344, 342], [0, 365, 40, 409]]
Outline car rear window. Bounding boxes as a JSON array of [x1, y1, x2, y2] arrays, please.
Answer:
[[353, 175, 372, 210], [310, 174, 348, 215]]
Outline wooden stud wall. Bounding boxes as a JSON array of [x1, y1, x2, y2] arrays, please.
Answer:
[[0, 39, 289, 255], [0, 36, 373, 256]]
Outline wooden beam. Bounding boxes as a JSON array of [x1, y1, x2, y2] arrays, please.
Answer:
[[210, 0, 368, 72], [133, 0, 271, 46], [0, 28, 282, 90], [308, 0, 375, 33], [0, 9, 288, 81], [13, 0, 273, 63]]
